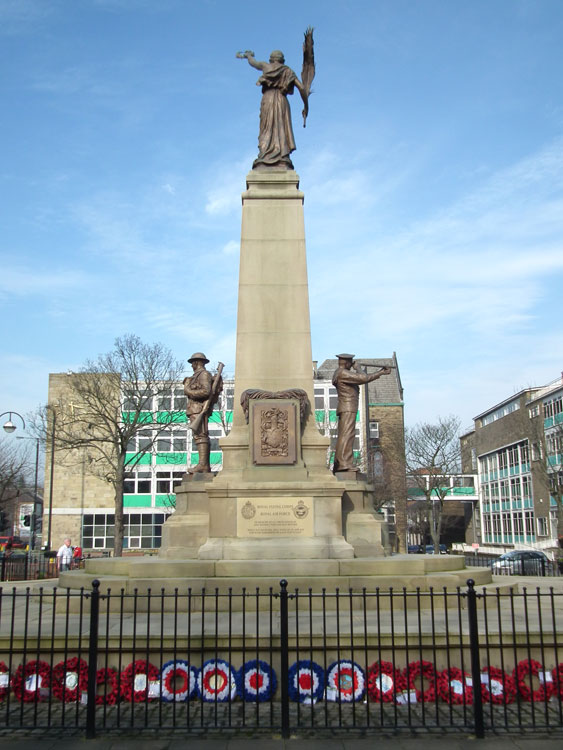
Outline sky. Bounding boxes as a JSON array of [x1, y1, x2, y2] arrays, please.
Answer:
[[1, 0, 563, 435]]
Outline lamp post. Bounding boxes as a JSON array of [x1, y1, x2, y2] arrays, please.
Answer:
[[1, 411, 26, 434], [46, 405, 57, 551], [16, 436, 40, 551]]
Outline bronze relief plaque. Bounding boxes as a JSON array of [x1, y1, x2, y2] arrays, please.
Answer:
[[251, 400, 297, 465]]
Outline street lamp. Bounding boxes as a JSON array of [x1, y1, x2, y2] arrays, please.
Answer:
[[46, 405, 57, 551], [16, 436, 40, 551], [1, 411, 26, 434]]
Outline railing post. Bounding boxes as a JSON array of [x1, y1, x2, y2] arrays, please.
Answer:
[[279, 579, 290, 739], [23, 553, 28, 581], [1, 553, 5, 582], [86, 579, 100, 739], [466, 579, 484, 738]]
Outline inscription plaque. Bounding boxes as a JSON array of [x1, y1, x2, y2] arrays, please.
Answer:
[[237, 497, 314, 537]]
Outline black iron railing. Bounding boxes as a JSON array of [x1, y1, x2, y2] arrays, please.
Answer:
[[0, 579, 561, 737]]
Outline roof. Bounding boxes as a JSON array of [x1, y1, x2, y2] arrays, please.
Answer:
[[473, 387, 542, 421], [316, 353, 403, 404]]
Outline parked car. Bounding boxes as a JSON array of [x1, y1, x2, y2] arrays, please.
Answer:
[[424, 544, 448, 554], [491, 549, 549, 576], [0, 536, 26, 552], [408, 544, 422, 554]]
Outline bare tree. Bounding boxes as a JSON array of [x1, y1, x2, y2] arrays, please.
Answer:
[[405, 415, 461, 553], [0, 439, 32, 528], [47, 335, 183, 557]]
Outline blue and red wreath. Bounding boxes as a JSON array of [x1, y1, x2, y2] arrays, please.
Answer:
[[367, 660, 404, 702], [12, 660, 51, 703], [325, 660, 365, 702], [437, 667, 473, 705], [120, 660, 160, 703], [95, 667, 120, 705], [288, 660, 324, 704], [198, 659, 237, 702], [236, 659, 277, 702], [402, 660, 437, 703], [513, 659, 555, 702], [52, 657, 88, 703], [0, 661, 10, 702], [160, 660, 198, 702], [480, 666, 517, 705]]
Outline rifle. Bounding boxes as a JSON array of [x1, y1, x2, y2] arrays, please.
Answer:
[[188, 362, 224, 434]]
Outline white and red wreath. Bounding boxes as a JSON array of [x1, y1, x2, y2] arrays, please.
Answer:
[[480, 666, 517, 705], [0, 661, 10, 702], [325, 660, 365, 702], [52, 657, 88, 703], [120, 660, 160, 703], [367, 660, 404, 702], [12, 660, 51, 703], [513, 659, 555, 702], [160, 660, 198, 702], [402, 660, 437, 703], [198, 659, 237, 703], [437, 667, 473, 705], [552, 662, 563, 700], [95, 667, 120, 705]]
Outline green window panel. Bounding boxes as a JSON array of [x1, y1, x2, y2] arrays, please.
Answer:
[[123, 494, 152, 507], [125, 452, 152, 466], [190, 451, 223, 465], [155, 494, 176, 508], [122, 411, 153, 424], [209, 411, 233, 424], [155, 452, 187, 465], [555, 413, 563, 425], [315, 409, 337, 423], [544, 417, 554, 429], [156, 411, 187, 424], [451, 487, 477, 495], [368, 402, 404, 407]]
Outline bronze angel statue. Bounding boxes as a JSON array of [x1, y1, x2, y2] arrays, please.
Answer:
[[237, 27, 315, 170]]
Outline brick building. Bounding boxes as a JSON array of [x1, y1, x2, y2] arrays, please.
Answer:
[[460, 375, 563, 555]]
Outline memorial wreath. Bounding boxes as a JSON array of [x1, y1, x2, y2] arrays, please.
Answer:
[[12, 660, 51, 703], [160, 660, 198, 702], [325, 660, 365, 702], [436, 667, 473, 704], [51, 657, 88, 703], [513, 659, 554, 702], [236, 659, 277, 702], [198, 659, 237, 703], [367, 660, 404, 702], [120, 660, 160, 703], [95, 667, 120, 705], [288, 660, 324, 704]]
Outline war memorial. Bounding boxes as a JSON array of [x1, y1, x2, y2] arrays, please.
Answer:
[[59, 32, 489, 600], [1, 31, 561, 738]]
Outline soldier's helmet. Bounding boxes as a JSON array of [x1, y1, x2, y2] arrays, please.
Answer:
[[335, 353, 355, 361], [188, 352, 210, 364]]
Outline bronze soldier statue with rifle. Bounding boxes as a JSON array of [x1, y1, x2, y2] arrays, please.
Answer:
[[184, 353, 224, 474]]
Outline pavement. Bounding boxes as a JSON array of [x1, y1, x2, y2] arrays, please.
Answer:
[[0, 734, 562, 749]]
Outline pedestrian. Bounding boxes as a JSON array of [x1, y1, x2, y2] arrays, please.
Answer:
[[72, 544, 82, 569], [57, 538, 73, 572]]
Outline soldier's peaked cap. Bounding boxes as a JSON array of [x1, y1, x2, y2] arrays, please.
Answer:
[[336, 353, 355, 360], [188, 352, 210, 364]]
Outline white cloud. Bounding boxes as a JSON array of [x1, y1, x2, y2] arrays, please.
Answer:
[[222, 240, 239, 255]]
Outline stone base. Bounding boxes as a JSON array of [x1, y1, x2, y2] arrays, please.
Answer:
[[197, 535, 354, 560], [58, 554, 493, 612]]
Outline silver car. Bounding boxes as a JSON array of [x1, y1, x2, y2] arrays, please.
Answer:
[[491, 550, 549, 576]]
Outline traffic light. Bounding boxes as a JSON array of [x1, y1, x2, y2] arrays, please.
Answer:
[[22, 515, 30, 527]]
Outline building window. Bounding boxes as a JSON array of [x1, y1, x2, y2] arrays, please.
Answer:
[[328, 387, 338, 410], [537, 517, 548, 536], [123, 389, 153, 412], [314, 387, 325, 410], [124, 470, 152, 494], [532, 442, 543, 461], [529, 405, 540, 418], [127, 428, 153, 453], [123, 512, 165, 549], [520, 442, 530, 465], [524, 511, 535, 537], [82, 513, 115, 549], [510, 478, 521, 501], [158, 387, 186, 412], [156, 471, 184, 494], [522, 475, 531, 500], [157, 430, 188, 452]]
